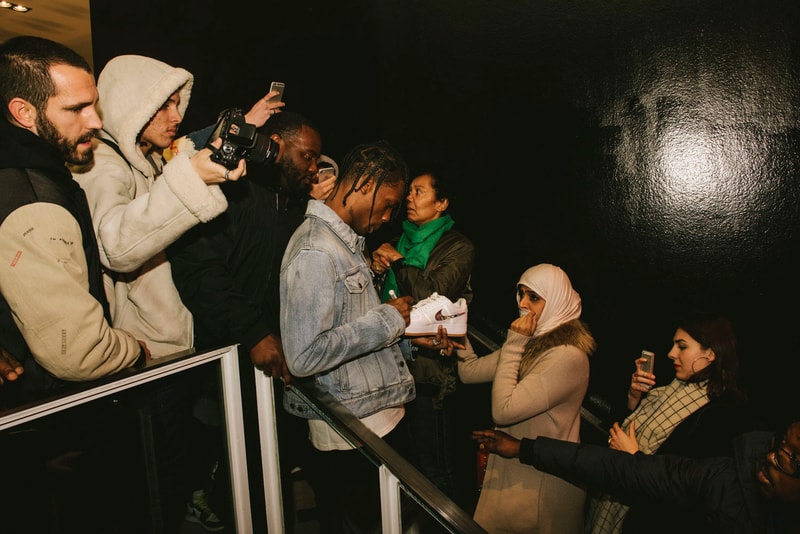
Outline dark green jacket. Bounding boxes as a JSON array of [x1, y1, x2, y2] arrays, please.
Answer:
[[390, 229, 475, 403]]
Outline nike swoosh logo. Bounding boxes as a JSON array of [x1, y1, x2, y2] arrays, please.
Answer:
[[435, 309, 466, 321]]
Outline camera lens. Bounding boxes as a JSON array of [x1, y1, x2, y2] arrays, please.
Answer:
[[248, 135, 278, 165]]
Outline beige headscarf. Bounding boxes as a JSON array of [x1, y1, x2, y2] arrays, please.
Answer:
[[516, 263, 582, 336]]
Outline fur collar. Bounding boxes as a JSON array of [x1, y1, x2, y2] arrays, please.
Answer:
[[520, 319, 596, 376]]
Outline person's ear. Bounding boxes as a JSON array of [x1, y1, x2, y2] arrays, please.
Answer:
[[436, 197, 450, 212], [359, 176, 375, 195], [705, 348, 716, 363], [8, 98, 36, 129], [269, 134, 284, 158]]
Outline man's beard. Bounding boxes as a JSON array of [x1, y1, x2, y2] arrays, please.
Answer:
[[282, 159, 313, 198], [36, 113, 96, 166]]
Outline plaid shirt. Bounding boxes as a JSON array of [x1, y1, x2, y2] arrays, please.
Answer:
[[587, 379, 709, 533]]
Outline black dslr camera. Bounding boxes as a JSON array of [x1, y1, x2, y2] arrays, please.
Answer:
[[205, 108, 278, 170]]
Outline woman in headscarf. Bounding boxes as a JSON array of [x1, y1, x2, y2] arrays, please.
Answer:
[[458, 263, 596, 533]]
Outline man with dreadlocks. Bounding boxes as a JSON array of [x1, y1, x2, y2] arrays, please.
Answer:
[[280, 140, 416, 533]]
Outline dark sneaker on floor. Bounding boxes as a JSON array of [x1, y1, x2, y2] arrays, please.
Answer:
[[185, 489, 224, 532]]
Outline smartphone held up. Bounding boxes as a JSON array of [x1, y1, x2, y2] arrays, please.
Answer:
[[639, 350, 655, 374], [269, 81, 285, 103], [317, 166, 336, 182]]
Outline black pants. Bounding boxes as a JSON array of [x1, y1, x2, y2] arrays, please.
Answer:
[[303, 423, 410, 534]]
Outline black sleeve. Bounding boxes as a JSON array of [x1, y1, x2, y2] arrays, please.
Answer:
[[527, 436, 731, 510], [167, 187, 274, 352]]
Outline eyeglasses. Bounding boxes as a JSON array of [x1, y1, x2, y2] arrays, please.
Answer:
[[769, 435, 800, 478]]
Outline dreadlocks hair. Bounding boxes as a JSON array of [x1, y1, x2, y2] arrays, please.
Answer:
[[337, 140, 409, 221]]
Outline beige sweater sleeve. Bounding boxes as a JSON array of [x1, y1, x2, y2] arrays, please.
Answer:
[[457, 335, 501, 383], [0, 203, 142, 380], [492, 330, 589, 427], [73, 145, 227, 273]]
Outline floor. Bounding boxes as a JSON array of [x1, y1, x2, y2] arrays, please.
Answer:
[[177, 475, 319, 533]]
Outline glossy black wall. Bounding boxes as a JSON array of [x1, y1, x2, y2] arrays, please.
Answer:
[[91, 0, 799, 427]]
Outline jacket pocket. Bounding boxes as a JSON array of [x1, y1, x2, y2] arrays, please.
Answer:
[[343, 269, 371, 294]]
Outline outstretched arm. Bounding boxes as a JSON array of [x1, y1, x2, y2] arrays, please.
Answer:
[[472, 429, 522, 458]]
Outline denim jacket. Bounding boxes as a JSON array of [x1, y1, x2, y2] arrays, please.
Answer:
[[280, 200, 416, 419]]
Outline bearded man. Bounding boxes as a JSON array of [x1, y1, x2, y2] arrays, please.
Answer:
[[0, 36, 147, 394]]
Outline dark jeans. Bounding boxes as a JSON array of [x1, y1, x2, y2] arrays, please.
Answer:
[[403, 389, 455, 499], [305, 423, 408, 534]]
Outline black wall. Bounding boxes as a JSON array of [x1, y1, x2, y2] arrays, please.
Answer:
[[91, 0, 800, 428]]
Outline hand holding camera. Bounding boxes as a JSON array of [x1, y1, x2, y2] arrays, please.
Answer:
[[193, 137, 247, 184], [205, 108, 279, 170]]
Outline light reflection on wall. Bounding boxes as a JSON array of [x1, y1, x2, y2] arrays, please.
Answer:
[[654, 120, 763, 238], [658, 126, 724, 200], [594, 31, 785, 260]]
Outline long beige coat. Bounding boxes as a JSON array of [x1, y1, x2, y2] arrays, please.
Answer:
[[458, 321, 594, 533]]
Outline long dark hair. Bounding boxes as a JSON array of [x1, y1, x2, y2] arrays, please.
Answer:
[[678, 311, 745, 401]]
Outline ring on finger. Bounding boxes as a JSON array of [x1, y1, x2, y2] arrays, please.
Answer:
[[431, 337, 441, 346], [439, 349, 446, 356]]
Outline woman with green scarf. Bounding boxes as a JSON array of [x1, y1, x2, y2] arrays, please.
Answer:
[[371, 168, 475, 499]]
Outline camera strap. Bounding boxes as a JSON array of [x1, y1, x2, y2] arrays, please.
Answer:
[[98, 137, 125, 160]]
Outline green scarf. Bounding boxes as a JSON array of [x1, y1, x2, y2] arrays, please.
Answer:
[[381, 214, 454, 302]]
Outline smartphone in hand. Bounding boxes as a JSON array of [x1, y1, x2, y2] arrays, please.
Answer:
[[317, 166, 336, 181], [269, 81, 285, 103], [639, 350, 655, 374]]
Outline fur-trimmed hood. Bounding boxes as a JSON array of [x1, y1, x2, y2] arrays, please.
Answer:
[[525, 318, 596, 357], [96, 55, 193, 176], [520, 319, 596, 376]]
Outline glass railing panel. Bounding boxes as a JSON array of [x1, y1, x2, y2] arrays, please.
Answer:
[[256, 372, 488, 533], [0, 345, 252, 534]]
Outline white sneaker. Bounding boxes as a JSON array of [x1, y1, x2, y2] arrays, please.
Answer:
[[405, 292, 468, 336]]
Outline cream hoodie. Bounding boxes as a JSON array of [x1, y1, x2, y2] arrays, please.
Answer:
[[72, 55, 227, 357]]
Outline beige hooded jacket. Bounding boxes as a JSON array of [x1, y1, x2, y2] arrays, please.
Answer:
[[72, 55, 227, 357]]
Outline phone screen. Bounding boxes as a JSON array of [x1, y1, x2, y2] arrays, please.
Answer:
[[640, 350, 655, 373], [269, 81, 285, 103]]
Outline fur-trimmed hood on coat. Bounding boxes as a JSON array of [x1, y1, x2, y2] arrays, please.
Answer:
[[520, 318, 596, 376], [96, 55, 193, 176]]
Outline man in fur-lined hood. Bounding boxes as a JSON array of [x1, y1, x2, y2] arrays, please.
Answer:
[[71, 54, 245, 357]]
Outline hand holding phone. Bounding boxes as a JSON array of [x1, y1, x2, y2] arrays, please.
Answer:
[[317, 166, 336, 181], [638, 350, 655, 374], [311, 166, 336, 200], [269, 81, 285, 103]]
